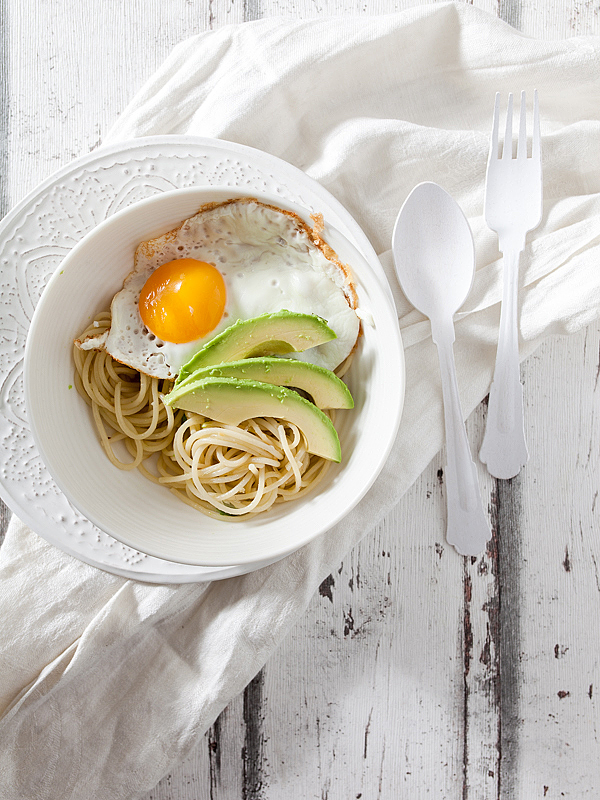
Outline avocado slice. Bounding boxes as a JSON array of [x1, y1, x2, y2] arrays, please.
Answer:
[[175, 311, 336, 386], [174, 357, 353, 410], [165, 377, 341, 462]]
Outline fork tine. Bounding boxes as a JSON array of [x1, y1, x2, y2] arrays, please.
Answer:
[[502, 93, 513, 160], [490, 92, 501, 160], [531, 88, 541, 161], [517, 90, 527, 160]]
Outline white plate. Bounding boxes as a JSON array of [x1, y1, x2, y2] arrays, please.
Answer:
[[1, 135, 403, 581]]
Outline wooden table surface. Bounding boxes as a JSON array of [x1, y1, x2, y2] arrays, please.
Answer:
[[1, 1, 599, 798]]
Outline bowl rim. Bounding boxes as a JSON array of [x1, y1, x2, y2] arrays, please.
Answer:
[[25, 185, 405, 566]]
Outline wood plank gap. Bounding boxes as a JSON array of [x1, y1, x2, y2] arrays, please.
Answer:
[[243, 0, 263, 22], [493, 476, 523, 800], [462, 533, 502, 800], [207, 713, 222, 800], [242, 669, 267, 799], [462, 561, 473, 800], [459, 399, 505, 800], [497, 0, 522, 31]]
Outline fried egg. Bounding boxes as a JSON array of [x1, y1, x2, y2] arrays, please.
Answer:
[[76, 198, 360, 379]]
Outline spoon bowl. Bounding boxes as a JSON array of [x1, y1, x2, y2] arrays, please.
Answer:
[[392, 182, 476, 319]]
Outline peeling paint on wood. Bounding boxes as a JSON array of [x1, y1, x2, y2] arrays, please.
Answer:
[[243, 0, 262, 22], [495, 475, 524, 800], [207, 714, 222, 799], [242, 671, 267, 800], [497, 0, 522, 30], [343, 608, 354, 637], [318, 574, 335, 603], [462, 519, 501, 799]]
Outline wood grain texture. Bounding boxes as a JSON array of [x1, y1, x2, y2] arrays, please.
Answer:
[[2, 0, 599, 798]]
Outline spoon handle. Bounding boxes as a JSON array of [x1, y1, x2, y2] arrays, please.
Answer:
[[479, 247, 528, 479], [432, 318, 491, 557]]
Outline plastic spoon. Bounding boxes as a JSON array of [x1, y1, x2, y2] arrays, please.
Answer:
[[392, 182, 490, 557]]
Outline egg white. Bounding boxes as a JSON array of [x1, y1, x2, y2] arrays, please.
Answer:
[[77, 199, 360, 379]]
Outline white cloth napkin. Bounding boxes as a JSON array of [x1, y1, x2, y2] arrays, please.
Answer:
[[2, 4, 600, 797]]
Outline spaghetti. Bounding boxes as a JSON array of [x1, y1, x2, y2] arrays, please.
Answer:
[[73, 314, 332, 519]]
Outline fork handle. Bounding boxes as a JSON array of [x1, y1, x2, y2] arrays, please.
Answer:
[[479, 246, 529, 479]]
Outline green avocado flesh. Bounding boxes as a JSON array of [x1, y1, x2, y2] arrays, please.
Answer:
[[174, 357, 353, 410], [165, 377, 342, 462], [175, 311, 337, 386]]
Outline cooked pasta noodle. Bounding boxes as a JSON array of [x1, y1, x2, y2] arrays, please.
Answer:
[[73, 313, 333, 518]]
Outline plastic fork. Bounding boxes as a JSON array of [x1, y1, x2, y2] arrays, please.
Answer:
[[479, 90, 543, 479]]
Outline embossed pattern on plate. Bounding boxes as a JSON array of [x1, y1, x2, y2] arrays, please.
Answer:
[[0, 135, 382, 583]]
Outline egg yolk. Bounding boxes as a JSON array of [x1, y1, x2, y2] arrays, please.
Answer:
[[138, 258, 226, 344]]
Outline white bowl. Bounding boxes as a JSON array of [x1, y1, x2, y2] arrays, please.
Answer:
[[24, 187, 404, 566]]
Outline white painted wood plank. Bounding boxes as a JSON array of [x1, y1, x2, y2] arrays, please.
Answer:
[[8, 1, 209, 204]]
